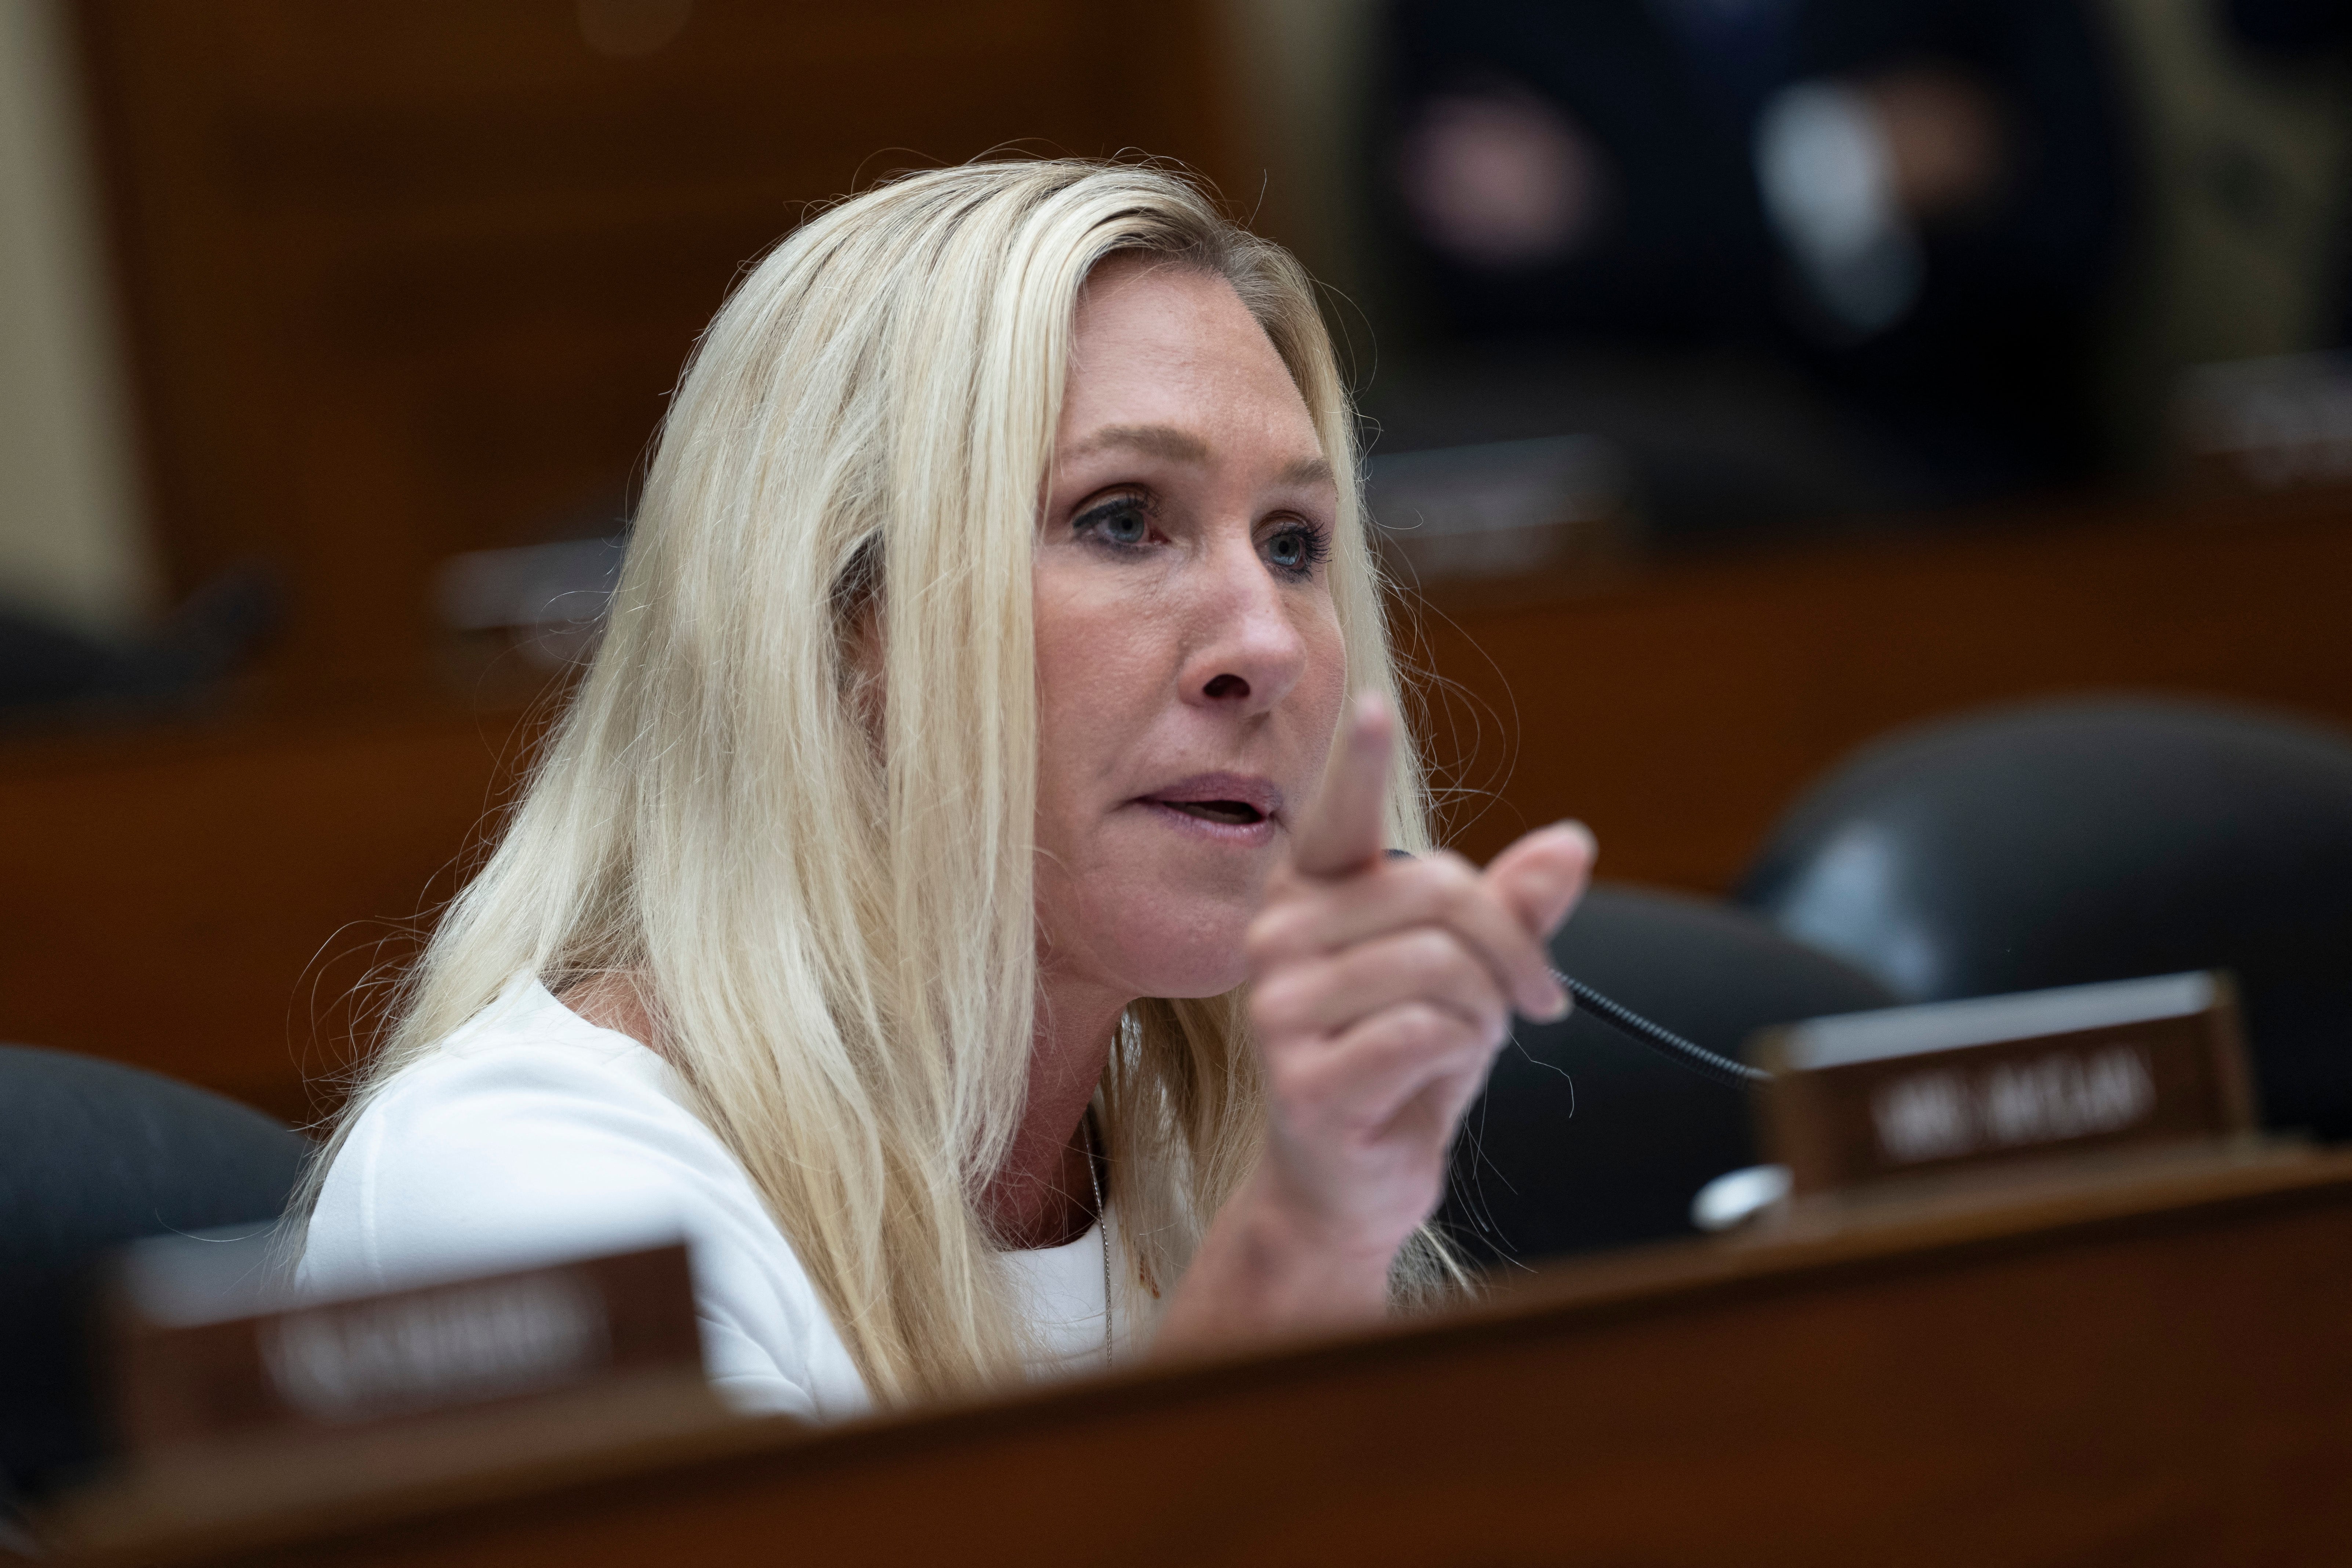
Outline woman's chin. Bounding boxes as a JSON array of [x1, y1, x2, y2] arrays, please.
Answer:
[[1037, 822, 1277, 999], [1050, 904, 1253, 1003]]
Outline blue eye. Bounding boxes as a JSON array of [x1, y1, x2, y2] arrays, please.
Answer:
[[1076, 496, 1152, 549], [1263, 523, 1330, 580]]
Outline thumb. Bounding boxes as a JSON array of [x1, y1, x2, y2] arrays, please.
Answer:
[[1483, 820, 1596, 941]]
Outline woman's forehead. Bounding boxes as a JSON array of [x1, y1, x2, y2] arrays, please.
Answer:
[[1061, 268, 1323, 467]]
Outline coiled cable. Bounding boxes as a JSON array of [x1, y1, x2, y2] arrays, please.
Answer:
[[1550, 968, 1772, 1089]]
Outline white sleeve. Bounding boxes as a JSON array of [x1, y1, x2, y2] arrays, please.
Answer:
[[300, 1043, 865, 1423]]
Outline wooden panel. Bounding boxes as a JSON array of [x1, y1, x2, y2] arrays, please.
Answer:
[[0, 699, 544, 1123], [1, 488, 2345, 1122], [60, 1150, 2352, 1566], [1407, 485, 2352, 881], [70, 0, 1238, 698]]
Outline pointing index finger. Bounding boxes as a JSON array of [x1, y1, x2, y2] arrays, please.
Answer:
[[1291, 691, 1393, 880]]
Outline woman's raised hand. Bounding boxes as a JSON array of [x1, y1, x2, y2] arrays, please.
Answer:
[[1157, 693, 1594, 1349]]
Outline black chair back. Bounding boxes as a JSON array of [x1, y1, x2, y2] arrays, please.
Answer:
[[1737, 698, 2352, 1141], [0, 1045, 308, 1500], [1442, 884, 1894, 1269]]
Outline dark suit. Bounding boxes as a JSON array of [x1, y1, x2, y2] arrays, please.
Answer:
[[1378, 0, 2133, 497]]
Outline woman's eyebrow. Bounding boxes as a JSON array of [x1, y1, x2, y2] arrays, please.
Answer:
[[1069, 424, 1210, 463], [1066, 425, 1333, 489]]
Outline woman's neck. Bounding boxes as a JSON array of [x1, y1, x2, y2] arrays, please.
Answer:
[[563, 969, 1126, 1253], [982, 973, 1128, 1251]]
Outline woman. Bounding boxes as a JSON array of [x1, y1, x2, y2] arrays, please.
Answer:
[[297, 161, 1594, 1417]]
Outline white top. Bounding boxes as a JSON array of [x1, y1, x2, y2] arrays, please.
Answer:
[[299, 976, 1136, 1421]]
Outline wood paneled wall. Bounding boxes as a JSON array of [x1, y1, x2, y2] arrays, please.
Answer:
[[0, 700, 543, 1122], [4, 487, 2346, 1124], [1407, 485, 2352, 881], [71, 0, 1238, 698]]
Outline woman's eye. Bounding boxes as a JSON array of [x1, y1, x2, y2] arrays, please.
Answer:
[[1077, 498, 1151, 547], [1264, 524, 1328, 578]]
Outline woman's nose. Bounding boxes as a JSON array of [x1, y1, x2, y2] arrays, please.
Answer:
[[1178, 534, 1309, 714]]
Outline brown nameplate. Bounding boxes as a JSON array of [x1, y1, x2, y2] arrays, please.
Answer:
[[1752, 972, 2257, 1197], [112, 1243, 706, 1454], [54, 1242, 735, 1552]]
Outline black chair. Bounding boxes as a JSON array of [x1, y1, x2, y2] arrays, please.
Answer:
[[0, 1046, 308, 1503], [1737, 698, 2352, 1142], [1440, 883, 1895, 1269]]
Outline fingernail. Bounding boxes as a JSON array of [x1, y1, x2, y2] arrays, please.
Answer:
[[1531, 979, 1571, 1022]]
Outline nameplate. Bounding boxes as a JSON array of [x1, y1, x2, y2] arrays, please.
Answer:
[[1751, 972, 2257, 1196], [112, 1243, 705, 1453]]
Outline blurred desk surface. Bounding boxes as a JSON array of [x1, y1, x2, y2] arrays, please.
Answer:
[[60, 1145, 2352, 1567], [2, 484, 2348, 1119]]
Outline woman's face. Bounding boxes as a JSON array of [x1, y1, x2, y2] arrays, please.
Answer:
[[1033, 256, 1348, 1005]]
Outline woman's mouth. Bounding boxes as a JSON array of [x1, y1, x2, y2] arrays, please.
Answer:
[[1163, 799, 1266, 826], [1135, 773, 1284, 844]]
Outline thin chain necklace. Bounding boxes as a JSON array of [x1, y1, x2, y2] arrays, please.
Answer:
[[1085, 1108, 1112, 1369]]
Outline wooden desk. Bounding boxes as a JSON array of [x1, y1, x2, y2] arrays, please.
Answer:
[[61, 1148, 2352, 1567], [2, 485, 2347, 1120]]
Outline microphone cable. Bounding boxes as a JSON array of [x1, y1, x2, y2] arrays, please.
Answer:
[[1378, 851, 1769, 1088], [1548, 968, 1771, 1089]]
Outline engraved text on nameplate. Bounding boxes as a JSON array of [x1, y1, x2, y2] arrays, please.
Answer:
[[1751, 973, 2256, 1196]]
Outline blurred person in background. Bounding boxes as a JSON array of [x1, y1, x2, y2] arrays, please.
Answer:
[[2225, 0, 2352, 348], [1381, 0, 2133, 510]]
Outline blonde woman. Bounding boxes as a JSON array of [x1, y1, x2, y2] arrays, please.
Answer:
[[296, 161, 1595, 1417]]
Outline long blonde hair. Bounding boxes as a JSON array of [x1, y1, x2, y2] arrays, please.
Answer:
[[299, 160, 1435, 1404]]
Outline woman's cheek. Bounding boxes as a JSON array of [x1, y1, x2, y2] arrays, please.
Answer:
[[1295, 608, 1350, 753]]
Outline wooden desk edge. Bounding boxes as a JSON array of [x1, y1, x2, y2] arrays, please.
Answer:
[[61, 1143, 2352, 1565]]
